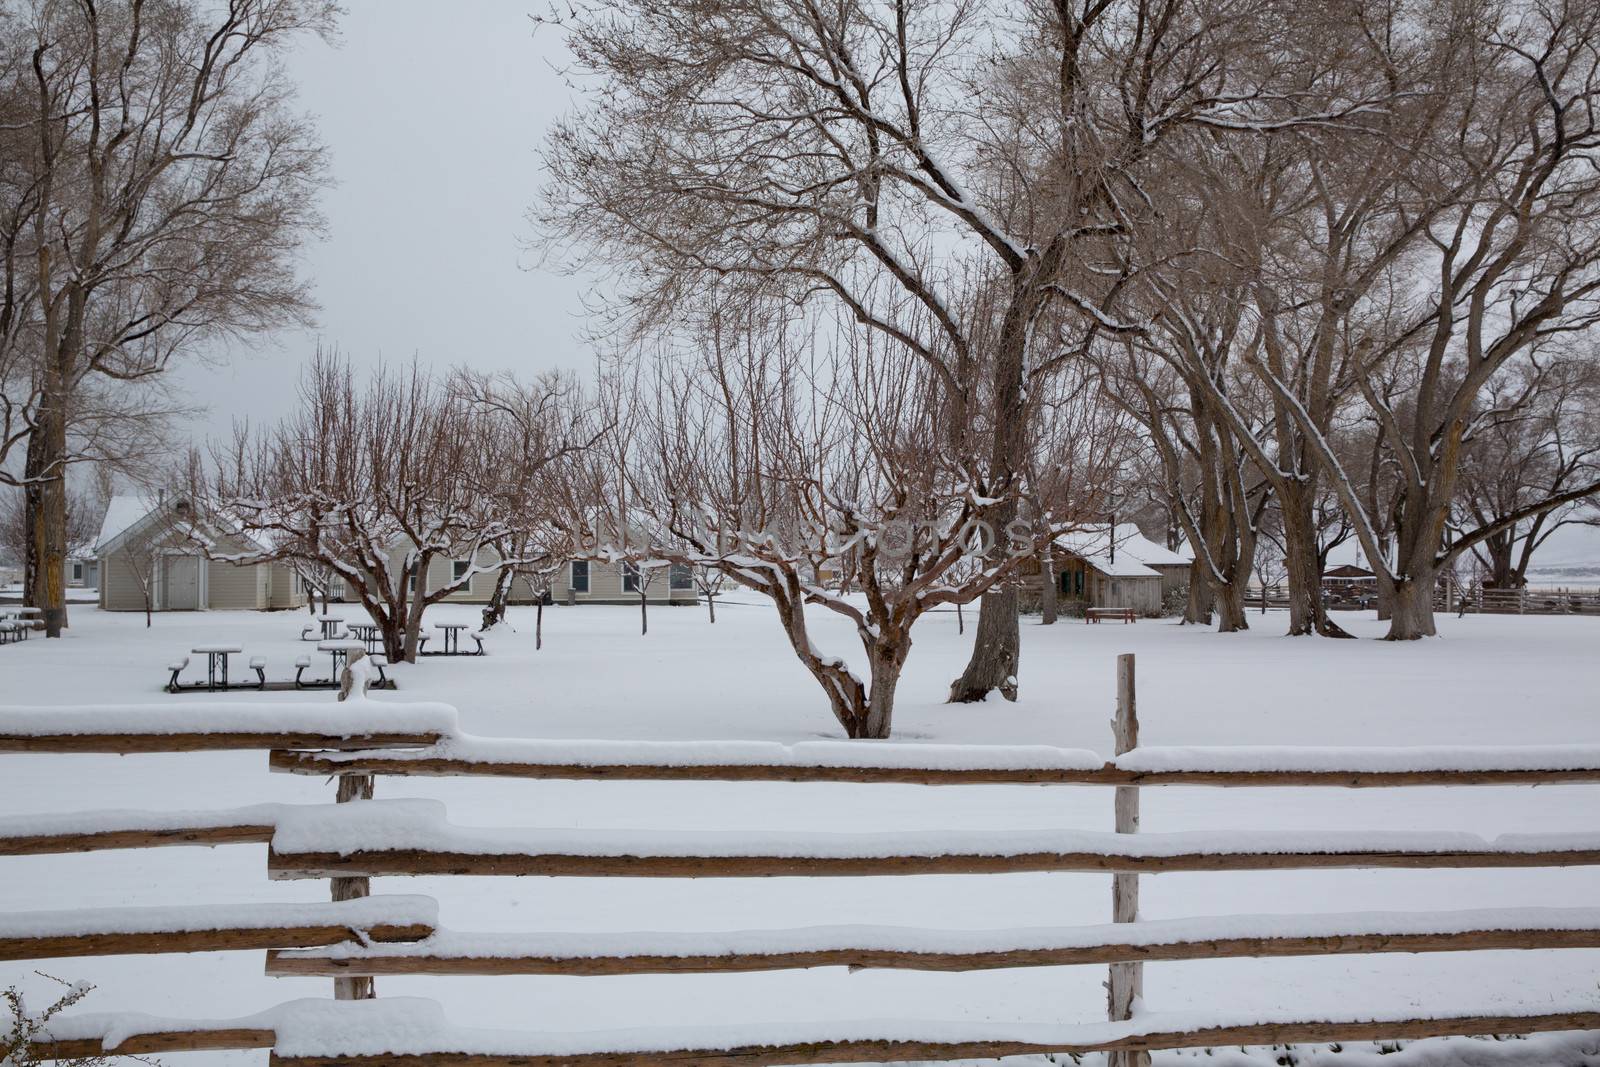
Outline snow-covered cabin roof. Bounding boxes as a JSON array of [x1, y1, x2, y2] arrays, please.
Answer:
[[95, 494, 157, 554], [1055, 524, 1186, 577], [95, 494, 255, 558]]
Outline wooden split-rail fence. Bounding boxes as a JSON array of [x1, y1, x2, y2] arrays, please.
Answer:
[[4, 656, 1600, 1065], [1446, 585, 1600, 616]]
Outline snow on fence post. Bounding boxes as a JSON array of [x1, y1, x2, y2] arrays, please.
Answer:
[[1108, 653, 1150, 1067], [331, 769, 377, 1001], [333, 643, 380, 997]]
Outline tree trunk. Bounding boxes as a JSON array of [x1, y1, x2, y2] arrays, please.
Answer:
[[1040, 547, 1058, 626], [948, 587, 1019, 702], [639, 588, 648, 635], [36, 464, 68, 637], [380, 618, 406, 661], [1384, 572, 1439, 640], [949, 280, 1030, 702], [1214, 580, 1249, 633], [535, 599, 544, 650], [1183, 562, 1213, 625], [481, 567, 515, 630], [31, 399, 69, 636], [1280, 489, 1352, 638], [22, 433, 45, 608], [706, 590, 716, 624], [861, 642, 908, 740], [402, 607, 425, 663]]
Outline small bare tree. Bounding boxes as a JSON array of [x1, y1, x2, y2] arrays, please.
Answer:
[[594, 309, 1117, 738], [455, 368, 606, 633], [203, 354, 551, 662]]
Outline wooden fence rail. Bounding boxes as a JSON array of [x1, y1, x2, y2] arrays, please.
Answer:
[[26, 1008, 1600, 1066], [6, 662, 1600, 1065], [262, 912, 1600, 976], [269, 749, 1600, 788]]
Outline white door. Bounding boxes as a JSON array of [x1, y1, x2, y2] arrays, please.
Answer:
[[165, 556, 200, 610]]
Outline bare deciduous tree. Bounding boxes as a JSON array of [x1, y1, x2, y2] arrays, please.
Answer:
[[1255, 0, 1600, 638], [203, 355, 555, 662], [592, 308, 1118, 739], [1453, 355, 1600, 588], [0, 0, 332, 636], [536, 0, 1369, 701]]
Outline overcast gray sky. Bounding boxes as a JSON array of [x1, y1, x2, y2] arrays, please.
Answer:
[[174, 0, 594, 442]]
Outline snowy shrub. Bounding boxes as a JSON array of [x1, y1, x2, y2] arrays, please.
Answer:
[[1, 976, 160, 1067]]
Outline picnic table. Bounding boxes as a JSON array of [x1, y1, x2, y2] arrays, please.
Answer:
[[2, 606, 41, 632], [422, 623, 483, 656], [433, 623, 470, 655], [317, 639, 368, 678], [316, 615, 346, 640], [346, 622, 382, 654], [192, 644, 244, 689]]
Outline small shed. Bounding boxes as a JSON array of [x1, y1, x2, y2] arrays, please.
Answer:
[[95, 494, 304, 612], [1020, 525, 1167, 615]]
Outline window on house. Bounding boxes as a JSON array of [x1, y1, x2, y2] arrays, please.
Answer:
[[569, 560, 589, 593], [452, 559, 471, 583], [407, 574, 417, 595], [71, 562, 84, 582], [669, 563, 694, 590], [621, 562, 641, 593]]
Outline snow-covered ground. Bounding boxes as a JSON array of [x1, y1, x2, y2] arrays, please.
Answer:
[[2, 596, 1598, 1064]]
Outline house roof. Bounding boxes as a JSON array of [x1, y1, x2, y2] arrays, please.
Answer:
[[1056, 524, 1186, 577], [95, 494, 257, 558], [1082, 553, 1161, 578], [95, 494, 157, 554]]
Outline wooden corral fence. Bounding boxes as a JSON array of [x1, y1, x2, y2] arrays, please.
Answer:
[[1445, 584, 1600, 616], [5, 666, 1600, 1065]]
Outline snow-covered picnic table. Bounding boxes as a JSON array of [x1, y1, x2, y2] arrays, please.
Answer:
[[316, 639, 367, 677], [346, 622, 381, 653], [189, 644, 244, 689], [427, 623, 482, 656]]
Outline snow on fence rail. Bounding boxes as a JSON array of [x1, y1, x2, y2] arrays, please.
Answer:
[[259, 798, 1600, 878], [263, 905, 1600, 977], [0, 896, 436, 961], [0, 803, 285, 855], [271, 738, 1600, 786], [0, 701, 454, 752], [26, 997, 1600, 1065], [6, 664, 1600, 1066]]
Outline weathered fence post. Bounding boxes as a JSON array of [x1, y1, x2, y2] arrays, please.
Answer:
[[1109, 653, 1150, 1067], [332, 653, 377, 1000]]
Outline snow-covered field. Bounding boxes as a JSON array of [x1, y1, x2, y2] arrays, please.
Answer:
[[2, 597, 1599, 1064]]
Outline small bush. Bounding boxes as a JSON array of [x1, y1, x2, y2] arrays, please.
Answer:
[[2, 975, 162, 1067]]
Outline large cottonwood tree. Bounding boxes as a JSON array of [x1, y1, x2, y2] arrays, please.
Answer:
[[0, 0, 331, 636], [535, 0, 1370, 701]]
